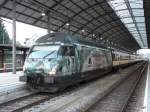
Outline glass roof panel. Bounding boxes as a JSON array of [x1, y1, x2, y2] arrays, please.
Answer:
[[109, 0, 127, 10], [130, 3, 143, 8], [135, 17, 144, 22], [137, 23, 145, 27], [139, 30, 146, 33], [131, 33, 138, 35], [118, 10, 130, 16], [115, 4, 127, 10], [108, 0, 147, 48], [138, 27, 146, 30], [129, 29, 137, 32], [121, 18, 133, 23], [141, 33, 146, 36], [126, 23, 135, 28], [132, 9, 144, 16]]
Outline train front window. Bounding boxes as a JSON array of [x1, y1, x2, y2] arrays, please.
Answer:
[[28, 45, 60, 59]]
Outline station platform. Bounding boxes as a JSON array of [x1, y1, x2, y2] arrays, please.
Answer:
[[0, 71, 25, 93], [144, 62, 150, 112]]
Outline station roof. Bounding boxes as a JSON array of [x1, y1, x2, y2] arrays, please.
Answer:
[[144, 0, 150, 48], [0, 0, 148, 52], [109, 0, 147, 48]]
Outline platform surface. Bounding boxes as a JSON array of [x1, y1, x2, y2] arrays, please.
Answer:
[[0, 71, 24, 92], [144, 62, 150, 112]]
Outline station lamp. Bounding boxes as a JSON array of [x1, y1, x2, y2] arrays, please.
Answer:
[[66, 23, 70, 26], [50, 30, 54, 33], [41, 12, 46, 16], [81, 29, 85, 37], [66, 23, 70, 33], [82, 29, 85, 33], [93, 34, 95, 38]]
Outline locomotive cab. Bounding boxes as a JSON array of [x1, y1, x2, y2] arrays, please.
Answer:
[[22, 44, 78, 75], [23, 45, 60, 76]]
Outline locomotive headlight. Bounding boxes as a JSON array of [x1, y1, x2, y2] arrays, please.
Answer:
[[48, 65, 58, 76], [48, 70, 56, 76]]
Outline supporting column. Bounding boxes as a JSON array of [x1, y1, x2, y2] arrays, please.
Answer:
[[0, 49, 4, 68], [47, 12, 50, 34], [23, 50, 26, 65], [12, 0, 16, 74], [2, 31, 4, 44], [2, 50, 4, 68]]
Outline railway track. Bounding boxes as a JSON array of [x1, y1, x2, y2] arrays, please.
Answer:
[[0, 79, 86, 112], [124, 63, 147, 112], [87, 62, 147, 112], [0, 83, 89, 112], [0, 92, 51, 112], [0, 81, 86, 112]]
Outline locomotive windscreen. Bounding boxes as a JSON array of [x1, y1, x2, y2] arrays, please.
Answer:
[[28, 45, 60, 59]]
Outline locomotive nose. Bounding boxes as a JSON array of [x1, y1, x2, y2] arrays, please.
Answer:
[[24, 58, 59, 76]]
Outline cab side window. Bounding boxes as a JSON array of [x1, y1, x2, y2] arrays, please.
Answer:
[[61, 46, 75, 56]]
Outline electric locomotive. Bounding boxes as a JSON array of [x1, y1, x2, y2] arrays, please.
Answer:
[[19, 32, 140, 92]]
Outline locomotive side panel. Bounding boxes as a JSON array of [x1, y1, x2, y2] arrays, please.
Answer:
[[77, 45, 112, 72]]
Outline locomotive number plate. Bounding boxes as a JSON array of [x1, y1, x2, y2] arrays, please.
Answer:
[[19, 76, 27, 81], [44, 77, 54, 83]]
